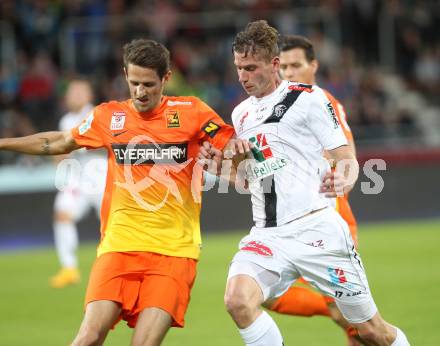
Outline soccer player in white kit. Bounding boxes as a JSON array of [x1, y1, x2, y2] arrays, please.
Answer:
[[50, 80, 106, 288], [208, 20, 409, 346]]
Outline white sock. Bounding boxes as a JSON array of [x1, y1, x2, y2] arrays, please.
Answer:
[[238, 311, 284, 346], [391, 327, 410, 346], [54, 221, 78, 268]]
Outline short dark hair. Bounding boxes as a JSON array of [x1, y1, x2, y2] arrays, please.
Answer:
[[123, 39, 170, 79], [280, 35, 315, 62], [232, 20, 280, 62]]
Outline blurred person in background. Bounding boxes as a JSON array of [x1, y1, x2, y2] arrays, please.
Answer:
[[0, 38, 235, 345], [50, 79, 106, 288], [202, 20, 409, 346], [264, 34, 361, 346]]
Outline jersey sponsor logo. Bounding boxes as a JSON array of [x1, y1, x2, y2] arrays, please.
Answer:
[[248, 157, 288, 181], [166, 100, 192, 106], [250, 134, 272, 162], [111, 112, 126, 130], [112, 143, 188, 165], [326, 102, 340, 129], [165, 109, 180, 128], [241, 240, 273, 257], [247, 133, 288, 181], [288, 84, 314, 93], [78, 113, 94, 135], [202, 121, 220, 138]]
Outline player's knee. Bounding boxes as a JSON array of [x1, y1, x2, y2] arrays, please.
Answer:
[[224, 289, 254, 318]]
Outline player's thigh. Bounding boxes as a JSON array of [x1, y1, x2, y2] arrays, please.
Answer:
[[136, 255, 197, 328], [131, 307, 172, 346], [228, 233, 299, 302], [79, 300, 121, 334]]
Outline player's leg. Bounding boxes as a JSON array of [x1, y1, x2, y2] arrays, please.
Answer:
[[131, 308, 172, 346], [131, 254, 197, 346], [51, 190, 83, 288], [225, 270, 284, 346], [71, 300, 121, 346], [266, 283, 362, 346], [266, 281, 331, 317], [326, 301, 363, 346], [295, 209, 409, 346]]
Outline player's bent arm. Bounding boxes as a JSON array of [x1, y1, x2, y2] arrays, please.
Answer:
[[324, 137, 356, 163], [327, 145, 359, 194], [0, 130, 81, 156]]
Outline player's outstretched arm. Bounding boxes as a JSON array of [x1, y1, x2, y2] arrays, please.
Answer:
[[0, 130, 81, 156]]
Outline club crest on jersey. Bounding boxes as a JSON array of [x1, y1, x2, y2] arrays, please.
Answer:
[[326, 102, 340, 129], [165, 109, 180, 128], [111, 112, 126, 130]]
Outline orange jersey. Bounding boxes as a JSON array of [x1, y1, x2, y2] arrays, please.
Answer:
[[323, 90, 357, 243], [72, 96, 234, 259]]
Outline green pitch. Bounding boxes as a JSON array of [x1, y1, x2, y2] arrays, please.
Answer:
[[1, 220, 439, 345]]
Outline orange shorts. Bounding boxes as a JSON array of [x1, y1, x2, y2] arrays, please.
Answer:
[[85, 251, 197, 328]]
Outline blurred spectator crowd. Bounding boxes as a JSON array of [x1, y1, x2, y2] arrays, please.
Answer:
[[0, 0, 439, 164]]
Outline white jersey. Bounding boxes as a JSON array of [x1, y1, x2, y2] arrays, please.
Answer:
[[59, 104, 105, 163], [231, 81, 347, 228], [57, 104, 107, 198]]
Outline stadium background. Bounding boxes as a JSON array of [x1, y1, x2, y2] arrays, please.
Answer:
[[0, 1, 439, 345]]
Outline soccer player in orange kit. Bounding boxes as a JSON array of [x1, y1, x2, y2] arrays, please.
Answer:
[[265, 34, 361, 345], [0, 39, 234, 346]]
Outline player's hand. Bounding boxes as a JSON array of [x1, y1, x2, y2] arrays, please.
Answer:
[[197, 141, 223, 175], [223, 138, 252, 159], [319, 171, 346, 198]]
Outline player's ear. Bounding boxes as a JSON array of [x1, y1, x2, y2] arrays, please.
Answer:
[[123, 66, 128, 80], [311, 59, 319, 74], [272, 56, 280, 71], [163, 70, 172, 83]]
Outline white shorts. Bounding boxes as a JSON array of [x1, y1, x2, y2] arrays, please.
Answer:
[[227, 207, 377, 323]]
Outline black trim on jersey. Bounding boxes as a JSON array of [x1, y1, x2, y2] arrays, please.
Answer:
[[264, 88, 304, 124], [263, 175, 277, 227]]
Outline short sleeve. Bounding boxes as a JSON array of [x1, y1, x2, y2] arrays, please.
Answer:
[[307, 92, 347, 150], [196, 99, 235, 150], [71, 108, 105, 149]]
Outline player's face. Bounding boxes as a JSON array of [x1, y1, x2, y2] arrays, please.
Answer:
[[65, 81, 93, 112], [279, 48, 317, 84], [234, 51, 280, 98], [125, 63, 171, 113]]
